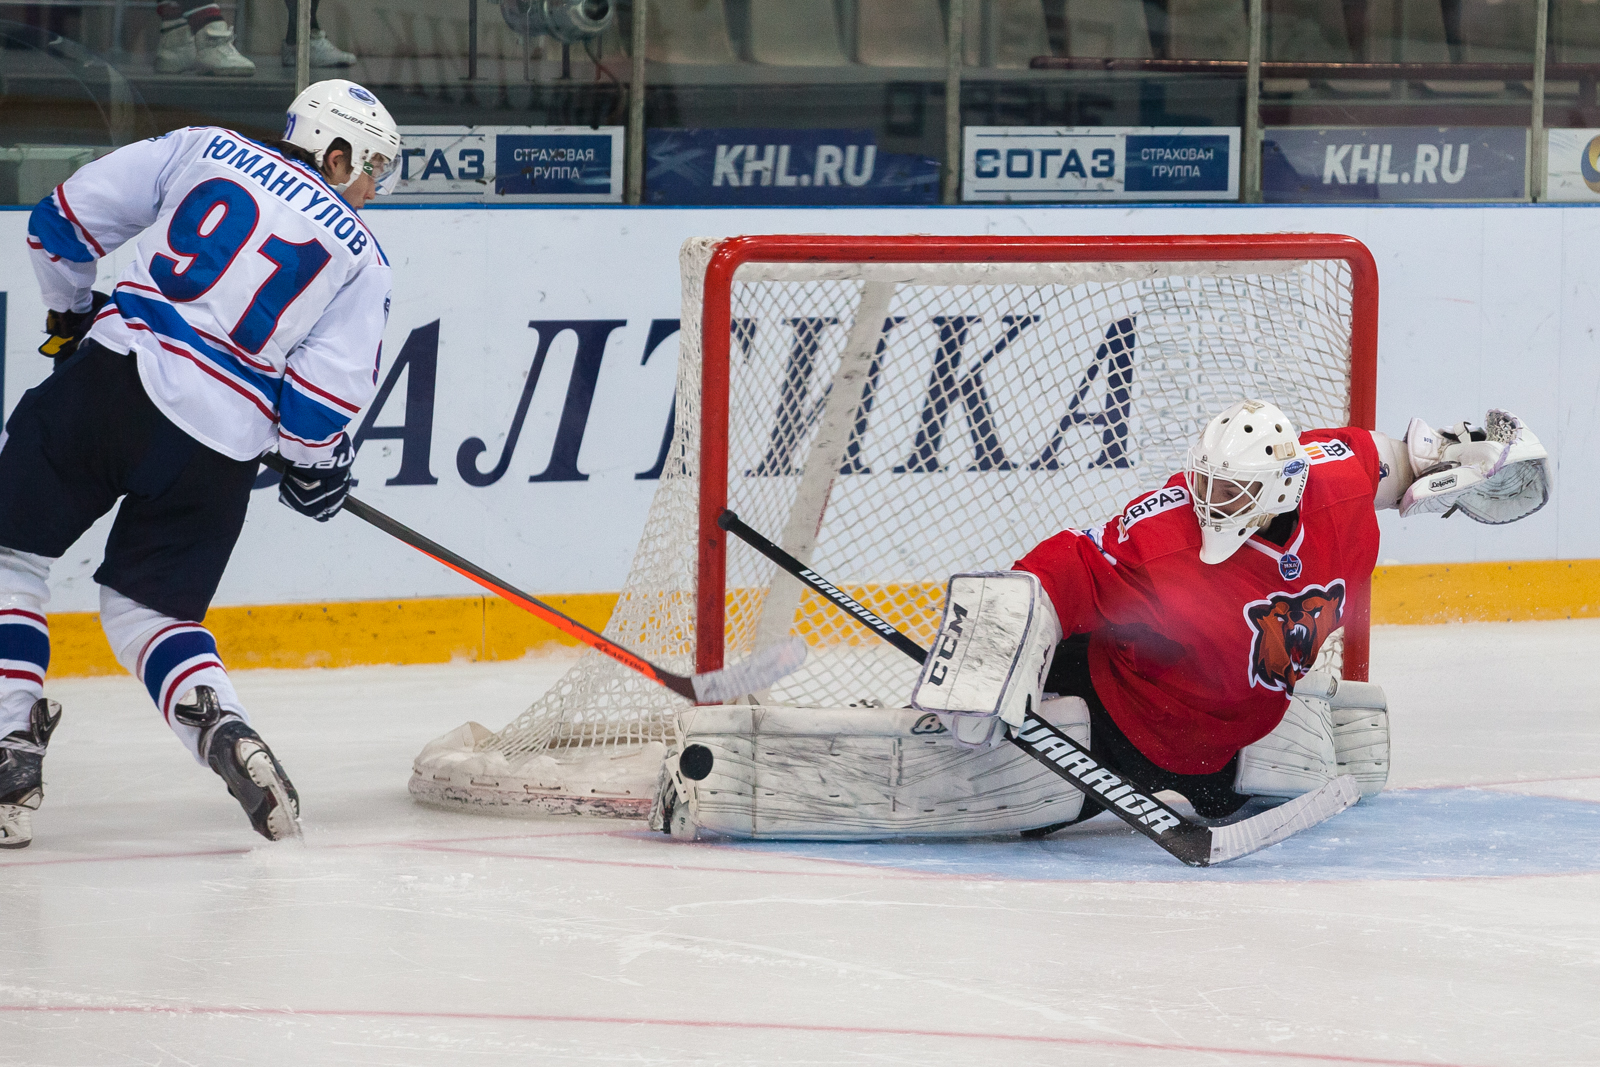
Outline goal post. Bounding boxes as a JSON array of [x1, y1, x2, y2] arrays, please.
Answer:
[[409, 232, 1378, 818]]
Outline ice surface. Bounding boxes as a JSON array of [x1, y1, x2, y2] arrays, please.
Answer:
[[2, 623, 1598, 1066], [733, 788, 1600, 882]]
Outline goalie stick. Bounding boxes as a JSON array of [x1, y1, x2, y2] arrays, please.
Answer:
[[258, 453, 805, 703], [717, 508, 1359, 867]]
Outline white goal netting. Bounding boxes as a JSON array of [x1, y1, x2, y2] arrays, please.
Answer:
[[410, 236, 1363, 817]]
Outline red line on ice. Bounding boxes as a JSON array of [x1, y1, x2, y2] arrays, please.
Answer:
[[0, 846, 257, 867], [0, 830, 676, 869], [0, 1003, 1492, 1066], [2, 823, 1594, 886], [401, 840, 933, 880], [1397, 774, 1600, 790]]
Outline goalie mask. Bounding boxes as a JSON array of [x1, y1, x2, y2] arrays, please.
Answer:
[[1184, 400, 1308, 565], [284, 79, 402, 195]]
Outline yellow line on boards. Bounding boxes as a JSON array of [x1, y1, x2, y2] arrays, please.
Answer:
[[47, 593, 621, 678], [40, 559, 1600, 679], [1370, 559, 1600, 625]]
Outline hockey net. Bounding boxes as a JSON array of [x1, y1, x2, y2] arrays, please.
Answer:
[[410, 233, 1378, 818]]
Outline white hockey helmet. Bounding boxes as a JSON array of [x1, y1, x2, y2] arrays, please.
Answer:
[[1183, 399, 1308, 564], [284, 79, 402, 194]]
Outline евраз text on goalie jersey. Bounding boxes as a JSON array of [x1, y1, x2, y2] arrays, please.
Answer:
[[1014, 429, 1381, 776]]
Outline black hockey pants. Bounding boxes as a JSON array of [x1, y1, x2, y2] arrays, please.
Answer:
[[0, 341, 259, 622], [1044, 634, 1251, 821]]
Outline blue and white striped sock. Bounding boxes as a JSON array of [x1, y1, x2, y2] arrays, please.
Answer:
[[0, 607, 48, 740], [0, 549, 54, 741], [101, 587, 246, 762]]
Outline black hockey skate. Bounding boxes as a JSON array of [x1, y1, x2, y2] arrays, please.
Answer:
[[174, 686, 301, 841], [0, 698, 62, 849]]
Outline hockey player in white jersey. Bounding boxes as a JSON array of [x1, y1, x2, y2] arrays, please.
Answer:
[[0, 80, 401, 847]]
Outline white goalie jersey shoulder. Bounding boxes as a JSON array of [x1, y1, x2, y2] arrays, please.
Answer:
[[909, 571, 1062, 747]]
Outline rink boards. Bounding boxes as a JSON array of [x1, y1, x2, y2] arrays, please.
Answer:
[[2, 203, 1597, 670]]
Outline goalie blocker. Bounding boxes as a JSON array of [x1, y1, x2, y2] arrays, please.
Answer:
[[908, 571, 1062, 747]]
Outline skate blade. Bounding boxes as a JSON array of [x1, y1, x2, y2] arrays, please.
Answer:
[[263, 790, 303, 842], [243, 749, 303, 842]]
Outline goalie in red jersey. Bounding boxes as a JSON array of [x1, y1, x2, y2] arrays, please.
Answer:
[[656, 398, 1550, 843], [1006, 398, 1550, 825]]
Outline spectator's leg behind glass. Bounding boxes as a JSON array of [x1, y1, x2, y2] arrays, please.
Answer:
[[1440, 0, 1464, 62], [282, 0, 356, 68], [155, 1, 255, 76], [1341, 0, 1370, 61], [1142, 0, 1172, 59]]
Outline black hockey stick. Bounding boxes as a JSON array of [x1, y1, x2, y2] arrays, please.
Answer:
[[716, 510, 927, 663], [258, 453, 805, 703], [718, 507, 1359, 867]]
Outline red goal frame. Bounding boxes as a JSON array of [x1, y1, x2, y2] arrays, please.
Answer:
[[695, 233, 1380, 685]]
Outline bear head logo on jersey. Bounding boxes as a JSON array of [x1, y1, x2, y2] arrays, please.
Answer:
[[1243, 580, 1346, 693]]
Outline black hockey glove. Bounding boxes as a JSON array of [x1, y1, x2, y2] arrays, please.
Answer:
[[277, 434, 354, 522], [39, 291, 110, 365]]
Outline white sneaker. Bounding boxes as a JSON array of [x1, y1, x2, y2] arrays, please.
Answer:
[[154, 23, 195, 73], [281, 30, 356, 68], [194, 21, 255, 77]]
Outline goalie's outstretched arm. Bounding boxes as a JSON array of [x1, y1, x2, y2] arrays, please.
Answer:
[[1370, 408, 1549, 522]]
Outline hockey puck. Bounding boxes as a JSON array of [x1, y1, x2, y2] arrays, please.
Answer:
[[678, 744, 714, 781]]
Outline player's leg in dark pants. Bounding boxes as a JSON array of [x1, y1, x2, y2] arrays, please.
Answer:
[[0, 340, 257, 750], [1042, 634, 1250, 825], [0, 342, 296, 840], [0, 340, 178, 745]]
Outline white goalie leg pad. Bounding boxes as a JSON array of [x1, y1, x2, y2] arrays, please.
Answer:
[[1235, 673, 1339, 799], [651, 696, 1090, 840], [909, 571, 1062, 747], [1235, 671, 1390, 799], [1325, 677, 1390, 797]]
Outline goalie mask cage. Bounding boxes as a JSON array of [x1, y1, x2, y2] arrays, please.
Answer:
[[410, 233, 1378, 818]]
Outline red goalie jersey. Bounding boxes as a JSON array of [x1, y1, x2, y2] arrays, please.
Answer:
[[1014, 428, 1382, 775]]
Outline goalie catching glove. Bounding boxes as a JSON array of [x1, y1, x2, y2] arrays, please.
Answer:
[[1398, 409, 1549, 524], [909, 571, 1062, 747]]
